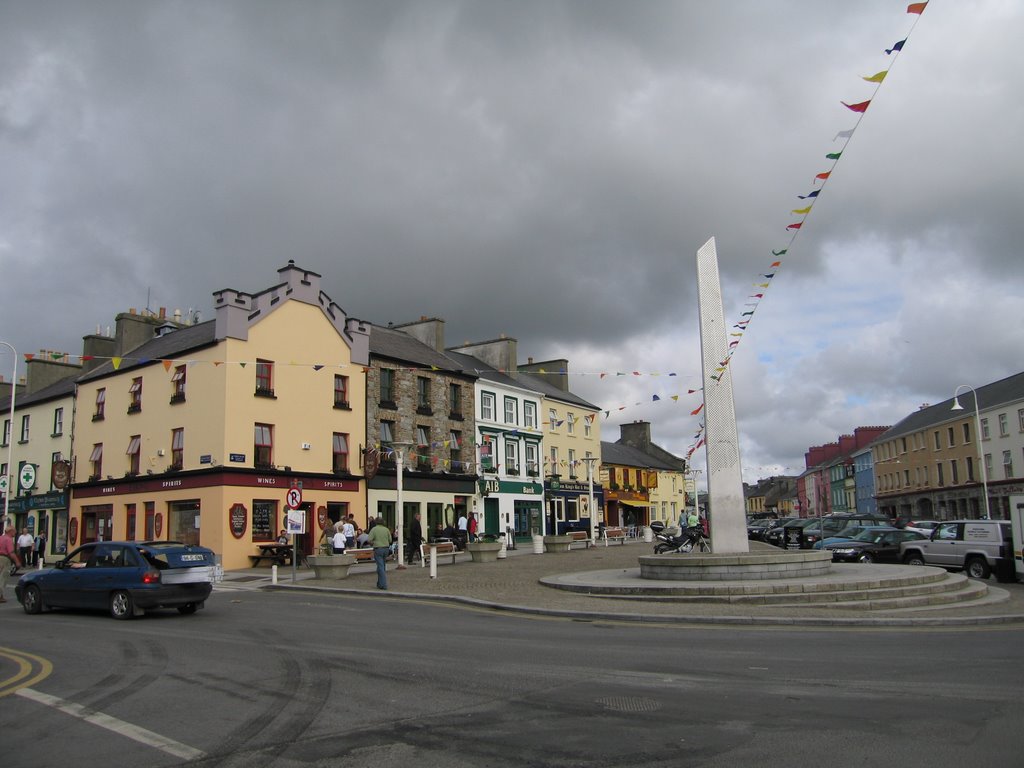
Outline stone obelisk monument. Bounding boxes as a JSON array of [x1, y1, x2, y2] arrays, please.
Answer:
[[696, 237, 749, 554]]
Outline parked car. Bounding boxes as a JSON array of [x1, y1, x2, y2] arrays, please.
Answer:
[[813, 524, 895, 550], [903, 519, 940, 535], [782, 513, 890, 549], [826, 528, 926, 563], [747, 520, 775, 540], [900, 519, 1016, 581], [15, 540, 216, 619], [752, 517, 795, 544]]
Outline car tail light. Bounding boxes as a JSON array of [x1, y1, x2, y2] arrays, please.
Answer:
[[142, 570, 162, 584]]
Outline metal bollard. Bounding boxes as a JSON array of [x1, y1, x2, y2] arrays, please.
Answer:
[[271, 564, 278, 585], [430, 546, 438, 580]]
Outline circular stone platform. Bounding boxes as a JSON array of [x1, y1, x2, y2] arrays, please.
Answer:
[[638, 550, 832, 581]]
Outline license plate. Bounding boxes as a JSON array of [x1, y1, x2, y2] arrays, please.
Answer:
[[180, 554, 206, 562]]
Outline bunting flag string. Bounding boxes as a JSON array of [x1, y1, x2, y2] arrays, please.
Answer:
[[683, 1, 929, 459]]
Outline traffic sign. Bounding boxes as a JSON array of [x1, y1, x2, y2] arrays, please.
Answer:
[[286, 486, 303, 510], [0, 475, 7, 494]]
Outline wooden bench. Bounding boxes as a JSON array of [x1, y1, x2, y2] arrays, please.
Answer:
[[420, 541, 458, 567], [347, 548, 376, 564], [603, 527, 627, 546], [567, 530, 593, 549]]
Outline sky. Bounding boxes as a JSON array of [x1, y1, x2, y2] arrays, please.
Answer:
[[2, 1, 1022, 486]]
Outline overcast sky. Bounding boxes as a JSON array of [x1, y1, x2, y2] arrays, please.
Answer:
[[2, 1, 1021, 485]]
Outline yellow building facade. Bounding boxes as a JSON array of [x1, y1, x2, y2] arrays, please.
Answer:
[[69, 263, 370, 570]]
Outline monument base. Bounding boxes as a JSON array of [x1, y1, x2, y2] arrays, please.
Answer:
[[638, 550, 831, 582]]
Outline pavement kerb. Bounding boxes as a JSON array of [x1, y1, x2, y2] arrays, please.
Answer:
[[261, 579, 1024, 629], [226, 540, 1024, 628]]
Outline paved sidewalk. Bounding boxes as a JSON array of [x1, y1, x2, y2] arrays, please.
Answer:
[[226, 540, 1024, 627]]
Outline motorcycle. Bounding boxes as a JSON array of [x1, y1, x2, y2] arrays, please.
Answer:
[[650, 521, 711, 554]]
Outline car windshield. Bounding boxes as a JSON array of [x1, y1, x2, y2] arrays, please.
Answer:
[[832, 525, 865, 539], [850, 528, 891, 543]]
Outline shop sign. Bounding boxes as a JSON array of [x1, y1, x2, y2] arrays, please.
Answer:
[[229, 503, 248, 539], [317, 506, 329, 530], [155, 512, 164, 538], [69, 517, 78, 546], [52, 460, 71, 490]]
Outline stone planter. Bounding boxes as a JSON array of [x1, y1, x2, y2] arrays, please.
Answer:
[[466, 541, 503, 563], [543, 535, 572, 553], [307, 554, 356, 580]]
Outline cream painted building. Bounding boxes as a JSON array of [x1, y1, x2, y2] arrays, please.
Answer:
[[69, 263, 369, 570], [1, 356, 80, 561]]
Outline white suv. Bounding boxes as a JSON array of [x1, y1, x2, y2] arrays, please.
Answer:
[[900, 520, 1016, 582]]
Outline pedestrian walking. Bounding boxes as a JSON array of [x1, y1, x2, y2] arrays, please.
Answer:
[[407, 512, 423, 565], [467, 512, 478, 543], [342, 515, 356, 549], [367, 517, 392, 590], [33, 530, 47, 566], [0, 526, 22, 602], [17, 528, 34, 569]]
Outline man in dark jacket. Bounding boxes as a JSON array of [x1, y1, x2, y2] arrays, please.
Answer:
[[407, 512, 423, 565]]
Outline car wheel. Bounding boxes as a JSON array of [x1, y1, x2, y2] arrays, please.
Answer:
[[177, 603, 198, 615], [22, 585, 43, 614], [110, 590, 134, 620], [858, 553, 875, 564], [903, 552, 925, 567], [965, 558, 991, 580]]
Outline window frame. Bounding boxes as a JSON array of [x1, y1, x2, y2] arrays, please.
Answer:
[[126, 435, 141, 475], [254, 423, 274, 468], [53, 407, 64, 436], [94, 388, 106, 420], [255, 359, 275, 397], [481, 391, 496, 422], [332, 432, 350, 473], [334, 374, 350, 409], [128, 377, 143, 412], [523, 401, 537, 429], [171, 365, 187, 403], [171, 428, 184, 469]]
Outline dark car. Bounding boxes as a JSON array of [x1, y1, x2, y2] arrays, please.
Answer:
[[784, 514, 891, 549], [15, 540, 215, 619], [826, 528, 926, 563]]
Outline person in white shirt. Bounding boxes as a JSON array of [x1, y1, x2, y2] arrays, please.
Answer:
[[17, 528, 34, 567], [332, 528, 347, 555], [341, 517, 356, 548]]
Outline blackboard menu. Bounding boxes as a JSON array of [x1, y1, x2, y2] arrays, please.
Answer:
[[252, 500, 275, 541]]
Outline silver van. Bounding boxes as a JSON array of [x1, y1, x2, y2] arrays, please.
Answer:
[[899, 519, 1015, 582]]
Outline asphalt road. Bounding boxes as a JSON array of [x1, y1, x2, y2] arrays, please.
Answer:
[[2, 588, 1023, 767]]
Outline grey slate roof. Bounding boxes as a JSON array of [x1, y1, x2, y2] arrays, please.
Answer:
[[77, 321, 218, 384], [600, 440, 680, 471], [441, 350, 599, 410], [879, 370, 1024, 441], [443, 350, 532, 392], [369, 325, 474, 377], [1, 375, 77, 413]]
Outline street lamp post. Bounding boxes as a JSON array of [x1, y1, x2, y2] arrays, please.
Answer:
[[391, 440, 414, 569], [582, 456, 599, 545], [952, 385, 991, 520], [1, 342, 16, 530]]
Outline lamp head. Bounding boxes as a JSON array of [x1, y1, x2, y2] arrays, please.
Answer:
[[950, 397, 964, 412]]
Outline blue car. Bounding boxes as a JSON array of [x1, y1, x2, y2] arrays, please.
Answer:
[[16, 540, 215, 619]]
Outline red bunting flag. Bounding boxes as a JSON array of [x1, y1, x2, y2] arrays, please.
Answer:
[[770, 261, 781, 267], [907, 2, 927, 14], [787, 222, 803, 231], [841, 100, 871, 113], [815, 171, 831, 181], [690, 403, 704, 416]]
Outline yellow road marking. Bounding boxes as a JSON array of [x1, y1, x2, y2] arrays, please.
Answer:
[[0, 646, 53, 697]]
